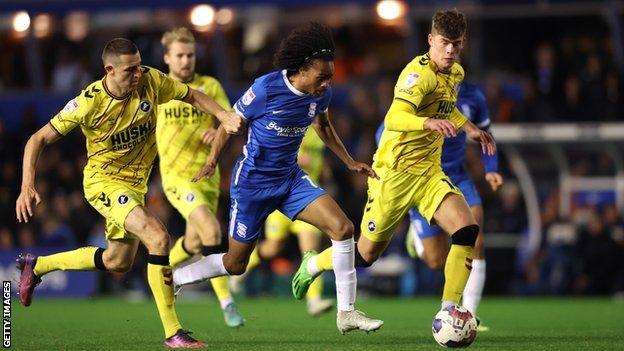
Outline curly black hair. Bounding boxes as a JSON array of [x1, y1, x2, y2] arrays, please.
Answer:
[[431, 9, 467, 39], [273, 22, 335, 72]]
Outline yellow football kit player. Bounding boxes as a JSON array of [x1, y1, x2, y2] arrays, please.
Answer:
[[157, 74, 229, 219], [32, 65, 193, 340], [362, 53, 466, 242], [49, 66, 189, 240]]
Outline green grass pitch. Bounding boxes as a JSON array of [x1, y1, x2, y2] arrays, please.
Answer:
[[11, 296, 624, 350]]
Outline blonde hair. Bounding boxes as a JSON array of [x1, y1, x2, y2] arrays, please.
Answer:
[[161, 27, 195, 53]]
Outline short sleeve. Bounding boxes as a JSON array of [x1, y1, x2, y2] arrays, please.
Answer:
[[151, 68, 190, 104], [393, 66, 436, 110], [49, 91, 95, 135], [234, 81, 267, 121]]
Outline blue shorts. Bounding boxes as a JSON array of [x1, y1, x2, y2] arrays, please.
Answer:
[[408, 176, 481, 239], [228, 168, 326, 243]]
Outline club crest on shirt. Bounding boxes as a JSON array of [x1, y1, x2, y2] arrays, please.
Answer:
[[118, 194, 129, 205], [241, 88, 256, 106], [186, 193, 195, 202], [404, 72, 419, 88], [139, 100, 152, 113], [367, 220, 376, 232], [236, 222, 247, 238]]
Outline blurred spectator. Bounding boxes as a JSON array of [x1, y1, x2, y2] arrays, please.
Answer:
[[574, 210, 620, 294], [539, 217, 578, 295], [39, 214, 75, 247], [51, 48, 92, 92], [557, 75, 587, 121]]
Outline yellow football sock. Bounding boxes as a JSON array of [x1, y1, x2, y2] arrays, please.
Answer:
[[33, 247, 98, 276], [246, 248, 262, 271], [315, 247, 333, 271], [147, 257, 182, 338], [210, 276, 231, 302], [306, 274, 323, 300], [169, 236, 193, 267], [442, 244, 474, 304]]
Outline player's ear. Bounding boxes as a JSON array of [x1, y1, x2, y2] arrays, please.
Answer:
[[428, 33, 434, 46], [104, 63, 114, 75]]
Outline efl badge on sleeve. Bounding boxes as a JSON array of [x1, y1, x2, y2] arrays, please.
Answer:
[[241, 88, 256, 106], [404, 72, 420, 88], [62, 98, 79, 114]]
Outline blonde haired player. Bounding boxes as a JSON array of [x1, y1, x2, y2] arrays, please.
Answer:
[[15, 38, 243, 348], [292, 9, 496, 319], [157, 27, 245, 327], [232, 128, 334, 316]]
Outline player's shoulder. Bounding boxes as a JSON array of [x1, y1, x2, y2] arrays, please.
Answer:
[[76, 79, 106, 107], [256, 70, 283, 89], [450, 62, 465, 80], [140, 65, 168, 83], [245, 71, 280, 97], [397, 54, 436, 91], [406, 55, 437, 80]]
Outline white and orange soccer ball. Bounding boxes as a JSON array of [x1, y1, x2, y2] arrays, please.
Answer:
[[431, 305, 478, 348]]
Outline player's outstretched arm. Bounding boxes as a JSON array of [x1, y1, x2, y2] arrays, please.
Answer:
[[461, 120, 496, 156], [192, 124, 232, 182], [312, 112, 378, 179], [184, 88, 243, 135], [16, 124, 62, 223]]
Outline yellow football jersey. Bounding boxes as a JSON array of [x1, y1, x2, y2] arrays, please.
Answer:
[[49, 66, 189, 187], [298, 128, 325, 183], [376, 53, 468, 176], [157, 74, 230, 179]]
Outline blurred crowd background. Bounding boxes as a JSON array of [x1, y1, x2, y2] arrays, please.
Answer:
[[0, 0, 623, 299]]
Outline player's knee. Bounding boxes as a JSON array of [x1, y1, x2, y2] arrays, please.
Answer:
[[104, 257, 132, 273], [331, 219, 354, 241], [224, 261, 247, 276], [151, 234, 170, 254], [451, 224, 479, 247]]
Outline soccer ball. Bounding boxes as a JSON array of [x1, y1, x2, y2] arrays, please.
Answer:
[[431, 305, 478, 348]]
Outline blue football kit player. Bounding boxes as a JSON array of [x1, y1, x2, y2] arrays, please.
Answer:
[[172, 23, 384, 334], [381, 82, 503, 329]]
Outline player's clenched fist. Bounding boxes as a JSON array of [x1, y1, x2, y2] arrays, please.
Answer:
[[424, 118, 457, 138], [16, 186, 42, 223], [217, 111, 244, 135]]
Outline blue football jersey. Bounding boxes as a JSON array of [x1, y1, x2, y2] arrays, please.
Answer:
[[233, 70, 332, 187], [375, 82, 497, 175]]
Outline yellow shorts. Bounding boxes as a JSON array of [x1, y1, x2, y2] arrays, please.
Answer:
[[360, 167, 462, 242], [84, 180, 146, 240], [162, 173, 220, 220], [264, 211, 321, 240]]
